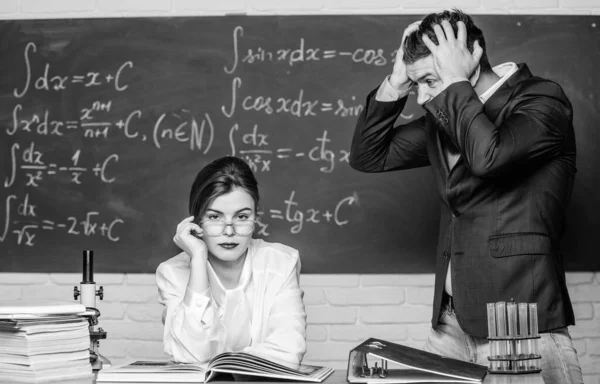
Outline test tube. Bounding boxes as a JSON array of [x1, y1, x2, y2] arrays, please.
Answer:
[[495, 302, 508, 370], [518, 303, 529, 371], [528, 303, 540, 370], [487, 303, 499, 371], [506, 302, 518, 370]]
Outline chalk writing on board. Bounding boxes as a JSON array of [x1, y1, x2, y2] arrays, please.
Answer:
[[153, 111, 214, 152], [230, 125, 349, 173], [221, 77, 364, 118], [13, 43, 132, 98], [224, 26, 388, 74], [9, 104, 216, 148], [5, 142, 118, 187], [1, 194, 124, 246], [264, 190, 358, 234], [2, 30, 370, 251], [0, 189, 357, 246]]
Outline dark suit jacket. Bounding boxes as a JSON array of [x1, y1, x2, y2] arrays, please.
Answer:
[[349, 64, 576, 337]]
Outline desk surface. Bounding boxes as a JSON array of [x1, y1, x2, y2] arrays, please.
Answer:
[[83, 368, 544, 384], [298, 370, 543, 384]]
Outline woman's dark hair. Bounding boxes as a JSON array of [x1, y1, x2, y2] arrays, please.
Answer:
[[403, 9, 491, 73], [189, 156, 259, 222]]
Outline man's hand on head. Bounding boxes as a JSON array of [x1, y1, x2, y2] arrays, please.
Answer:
[[389, 20, 422, 91], [422, 20, 483, 89]]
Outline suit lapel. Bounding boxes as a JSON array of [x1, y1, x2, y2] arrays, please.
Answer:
[[426, 116, 450, 180], [484, 63, 533, 122]]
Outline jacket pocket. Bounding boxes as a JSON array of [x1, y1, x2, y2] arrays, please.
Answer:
[[489, 232, 551, 258]]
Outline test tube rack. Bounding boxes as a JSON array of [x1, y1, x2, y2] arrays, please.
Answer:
[[486, 301, 541, 374]]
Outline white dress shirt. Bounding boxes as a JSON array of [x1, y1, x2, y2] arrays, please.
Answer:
[[375, 62, 519, 296], [156, 238, 307, 365]]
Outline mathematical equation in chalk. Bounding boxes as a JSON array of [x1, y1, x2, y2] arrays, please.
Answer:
[[221, 77, 365, 118], [230, 124, 349, 173], [4, 142, 118, 188], [13, 43, 133, 98], [8, 104, 216, 152], [225, 26, 396, 74], [2, 33, 371, 249], [258, 190, 358, 235], [0, 194, 124, 246], [4, 125, 350, 190], [0, 190, 359, 246]]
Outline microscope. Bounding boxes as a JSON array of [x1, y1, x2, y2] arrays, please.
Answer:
[[73, 250, 111, 371]]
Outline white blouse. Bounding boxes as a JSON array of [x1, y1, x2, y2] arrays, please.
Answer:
[[156, 238, 307, 365]]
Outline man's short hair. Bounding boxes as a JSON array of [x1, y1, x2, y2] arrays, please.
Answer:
[[403, 9, 491, 72]]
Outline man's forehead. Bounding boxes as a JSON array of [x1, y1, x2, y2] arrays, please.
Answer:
[[406, 56, 438, 81]]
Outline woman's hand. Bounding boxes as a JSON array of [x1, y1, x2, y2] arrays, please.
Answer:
[[173, 216, 208, 261]]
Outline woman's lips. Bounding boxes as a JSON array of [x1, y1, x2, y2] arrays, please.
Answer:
[[219, 243, 238, 250]]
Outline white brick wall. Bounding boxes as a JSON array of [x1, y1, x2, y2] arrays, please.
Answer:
[[0, 0, 599, 382]]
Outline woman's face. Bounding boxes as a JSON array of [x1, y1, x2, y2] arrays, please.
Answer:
[[200, 187, 256, 265]]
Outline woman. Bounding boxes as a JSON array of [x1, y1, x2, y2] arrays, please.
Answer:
[[156, 156, 306, 365]]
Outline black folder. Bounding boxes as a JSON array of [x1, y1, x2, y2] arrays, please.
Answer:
[[347, 338, 488, 383]]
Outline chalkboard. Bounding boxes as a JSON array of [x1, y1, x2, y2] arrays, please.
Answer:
[[1, 16, 599, 273]]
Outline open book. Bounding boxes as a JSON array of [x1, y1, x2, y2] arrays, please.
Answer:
[[97, 351, 334, 383], [347, 338, 488, 383]]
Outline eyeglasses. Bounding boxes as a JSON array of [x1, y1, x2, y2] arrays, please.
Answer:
[[200, 219, 256, 236]]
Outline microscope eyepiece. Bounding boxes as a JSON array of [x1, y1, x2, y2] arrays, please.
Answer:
[[82, 250, 94, 283]]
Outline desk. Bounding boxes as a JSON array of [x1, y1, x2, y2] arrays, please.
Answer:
[[83, 368, 544, 384]]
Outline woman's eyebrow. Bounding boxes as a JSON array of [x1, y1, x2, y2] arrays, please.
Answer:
[[206, 207, 253, 214]]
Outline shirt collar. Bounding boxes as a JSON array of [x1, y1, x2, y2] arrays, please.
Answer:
[[479, 62, 518, 103], [207, 240, 254, 307]]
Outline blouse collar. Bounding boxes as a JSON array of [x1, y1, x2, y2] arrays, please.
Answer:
[[206, 239, 254, 307]]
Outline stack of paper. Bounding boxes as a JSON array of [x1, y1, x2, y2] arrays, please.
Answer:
[[0, 300, 93, 383]]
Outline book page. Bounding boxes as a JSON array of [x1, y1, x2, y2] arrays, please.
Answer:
[[118, 360, 206, 373], [208, 353, 334, 382], [96, 361, 209, 383], [210, 352, 323, 375]]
